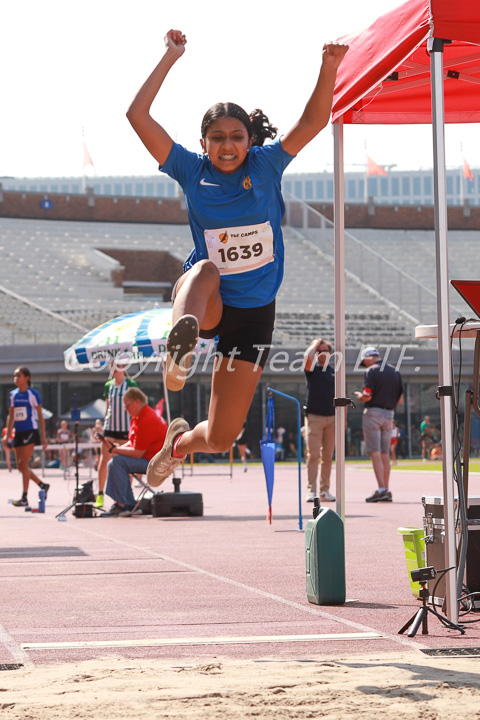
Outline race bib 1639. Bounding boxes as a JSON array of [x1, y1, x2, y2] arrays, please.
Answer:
[[204, 221, 274, 275]]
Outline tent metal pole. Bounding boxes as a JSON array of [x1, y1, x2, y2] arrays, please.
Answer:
[[430, 42, 458, 624], [333, 119, 346, 524]]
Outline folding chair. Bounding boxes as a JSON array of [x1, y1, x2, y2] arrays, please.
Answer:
[[120, 474, 156, 517]]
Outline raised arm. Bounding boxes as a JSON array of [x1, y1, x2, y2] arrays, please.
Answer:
[[304, 338, 322, 372], [6, 407, 14, 440], [126, 29, 187, 166], [281, 41, 348, 157]]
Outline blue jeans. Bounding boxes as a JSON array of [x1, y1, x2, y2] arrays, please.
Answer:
[[105, 455, 149, 507]]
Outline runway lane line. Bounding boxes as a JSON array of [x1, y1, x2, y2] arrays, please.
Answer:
[[22, 632, 382, 650], [40, 520, 428, 651]]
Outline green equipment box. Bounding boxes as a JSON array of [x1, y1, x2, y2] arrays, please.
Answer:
[[305, 506, 345, 605]]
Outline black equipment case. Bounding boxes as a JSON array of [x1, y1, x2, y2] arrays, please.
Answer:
[[422, 495, 480, 609]]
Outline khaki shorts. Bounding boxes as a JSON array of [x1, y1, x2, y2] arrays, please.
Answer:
[[363, 407, 394, 454]]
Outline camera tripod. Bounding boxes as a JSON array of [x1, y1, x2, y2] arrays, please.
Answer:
[[398, 583, 465, 637], [55, 396, 99, 520], [56, 409, 82, 520]]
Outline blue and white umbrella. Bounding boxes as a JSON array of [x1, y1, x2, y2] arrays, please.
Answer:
[[64, 307, 213, 371]]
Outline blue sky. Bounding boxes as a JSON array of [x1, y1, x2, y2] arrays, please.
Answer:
[[1, 0, 478, 178]]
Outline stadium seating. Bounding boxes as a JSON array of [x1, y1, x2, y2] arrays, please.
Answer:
[[351, 228, 476, 310], [0, 287, 82, 346], [0, 215, 475, 347]]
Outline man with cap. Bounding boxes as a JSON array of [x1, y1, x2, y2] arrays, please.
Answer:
[[355, 347, 403, 502]]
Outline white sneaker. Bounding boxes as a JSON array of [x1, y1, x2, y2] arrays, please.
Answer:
[[146, 418, 190, 487], [319, 490, 336, 502], [306, 491, 316, 502], [165, 315, 199, 391]]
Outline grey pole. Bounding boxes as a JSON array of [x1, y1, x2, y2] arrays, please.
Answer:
[[333, 119, 346, 524], [430, 39, 458, 624], [406, 383, 412, 459]]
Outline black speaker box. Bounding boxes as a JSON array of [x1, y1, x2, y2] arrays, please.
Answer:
[[151, 491, 203, 517]]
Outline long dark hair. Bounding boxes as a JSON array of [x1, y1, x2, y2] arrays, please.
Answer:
[[16, 366, 32, 386], [201, 103, 277, 147]]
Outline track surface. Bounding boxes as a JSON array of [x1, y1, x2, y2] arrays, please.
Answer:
[[1, 462, 479, 667]]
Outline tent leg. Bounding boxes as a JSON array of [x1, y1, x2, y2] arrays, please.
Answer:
[[430, 41, 458, 624], [333, 120, 346, 524]]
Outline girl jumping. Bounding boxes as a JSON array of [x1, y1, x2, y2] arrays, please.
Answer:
[[126, 29, 348, 486]]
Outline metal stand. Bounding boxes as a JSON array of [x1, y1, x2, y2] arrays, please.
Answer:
[[122, 474, 156, 517], [267, 387, 303, 531], [456, 329, 480, 602], [55, 397, 98, 520], [398, 583, 465, 638], [56, 406, 80, 520], [416, 322, 480, 612], [461, 330, 480, 502]]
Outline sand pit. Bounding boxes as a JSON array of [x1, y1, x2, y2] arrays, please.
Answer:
[[1, 650, 480, 719]]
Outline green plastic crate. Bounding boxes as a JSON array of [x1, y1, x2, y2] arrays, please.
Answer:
[[397, 527, 426, 598]]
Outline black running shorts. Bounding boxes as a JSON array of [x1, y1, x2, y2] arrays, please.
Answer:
[[13, 429, 40, 448], [200, 300, 275, 369]]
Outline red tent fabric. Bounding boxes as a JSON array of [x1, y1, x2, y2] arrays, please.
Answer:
[[332, 0, 480, 124], [431, 0, 480, 46]]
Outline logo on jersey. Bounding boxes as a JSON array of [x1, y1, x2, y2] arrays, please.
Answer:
[[242, 175, 252, 190], [200, 178, 220, 187], [219, 231, 229, 244]]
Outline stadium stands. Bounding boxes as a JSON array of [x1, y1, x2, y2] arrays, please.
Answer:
[[0, 218, 192, 338], [0, 284, 86, 346], [0, 214, 476, 348], [284, 197, 474, 327], [351, 227, 478, 302]]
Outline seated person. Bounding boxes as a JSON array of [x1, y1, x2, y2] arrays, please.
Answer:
[[101, 387, 168, 515]]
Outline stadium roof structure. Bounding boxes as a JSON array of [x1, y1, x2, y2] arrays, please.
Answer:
[[330, 0, 480, 623]]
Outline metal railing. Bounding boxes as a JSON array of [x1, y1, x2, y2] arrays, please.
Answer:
[[284, 195, 464, 325]]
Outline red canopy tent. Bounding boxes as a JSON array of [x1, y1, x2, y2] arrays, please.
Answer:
[[333, 0, 480, 124], [331, 0, 480, 622]]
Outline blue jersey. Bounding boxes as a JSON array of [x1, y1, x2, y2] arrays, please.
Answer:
[[160, 139, 294, 308], [9, 387, 42, 432]]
